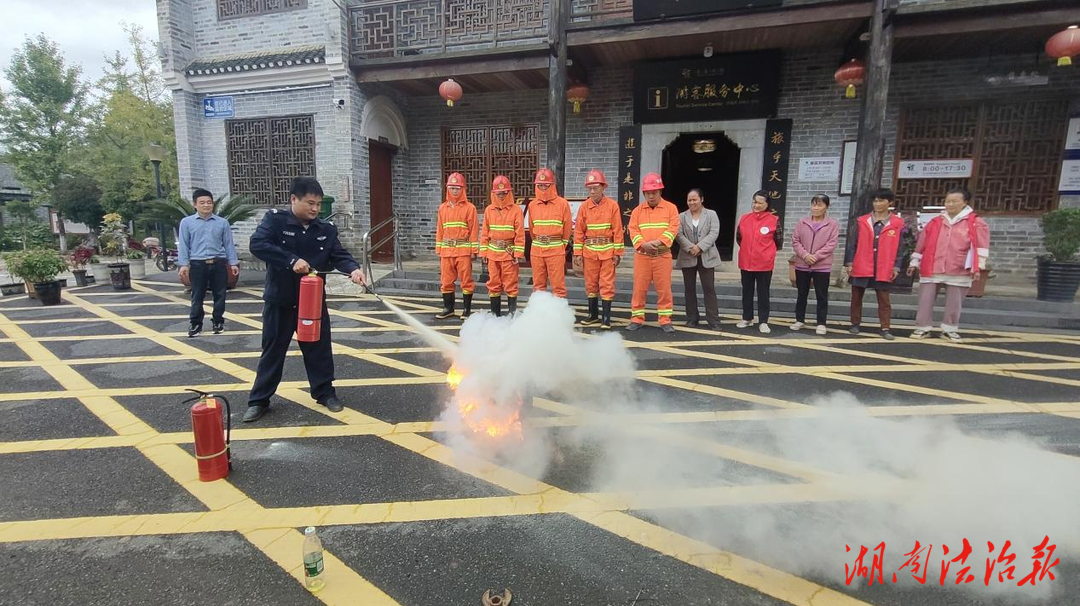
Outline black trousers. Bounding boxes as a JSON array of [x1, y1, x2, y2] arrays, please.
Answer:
[[681, 258, 719, 325], [189, 260, 227, 326], [248, 302, 335, 407], [794, 270, 831, 325], [740, 270, 772, 323]]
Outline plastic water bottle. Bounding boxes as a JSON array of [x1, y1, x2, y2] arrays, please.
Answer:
[[302, 526, 325, 592]]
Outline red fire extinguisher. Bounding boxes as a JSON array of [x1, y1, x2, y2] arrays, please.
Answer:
[[186, 389, 232, 482], [297, 271, 324, 342]]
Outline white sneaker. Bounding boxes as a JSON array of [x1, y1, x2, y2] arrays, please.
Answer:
[[941, 331, 962, 342], [790, 321, 804, 331], [736, 320, 752, 329], [910, 329, 929, 339], [759, 323, 771, 334], [816, 325, 827, 336]]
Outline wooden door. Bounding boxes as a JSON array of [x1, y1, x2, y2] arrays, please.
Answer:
[[369, 140, 396, 260]]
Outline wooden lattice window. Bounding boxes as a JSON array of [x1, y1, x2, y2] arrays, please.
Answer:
[[227, 115, 316, 207], [894, 99, 1068, 215], [441, 124, 540, 209], [218, 0, 307, 21]]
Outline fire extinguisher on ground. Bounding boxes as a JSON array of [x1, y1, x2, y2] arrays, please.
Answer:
[[297, 271, 324, 342], [186, 389, 232, 482]]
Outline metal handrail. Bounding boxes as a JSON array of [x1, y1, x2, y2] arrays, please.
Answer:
[[360, 214, 402, 285]]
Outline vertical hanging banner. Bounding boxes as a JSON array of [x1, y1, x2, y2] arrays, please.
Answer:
[[762, 118, 792, 247], [618, 125, 642, 246]]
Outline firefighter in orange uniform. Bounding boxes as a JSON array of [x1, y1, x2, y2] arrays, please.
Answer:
[[572, 169, 624, 329], [527, 168, 573, 298], [435, 172, 479, 320], [627, 173, 680, 333], [480, 175, 525, 316]]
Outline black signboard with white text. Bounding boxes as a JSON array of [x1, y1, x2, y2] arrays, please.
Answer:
[[633, 52, 780, 124], [617, 125, 642, 246], [761, 118, 792, 246], [634, 0, 782, 21]]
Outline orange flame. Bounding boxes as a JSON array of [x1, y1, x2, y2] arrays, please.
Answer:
[[446, 365, 463, 391], [447, 365, 522, 440]]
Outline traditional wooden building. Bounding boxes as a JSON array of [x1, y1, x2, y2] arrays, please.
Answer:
[[159, 0, 1080, 273]]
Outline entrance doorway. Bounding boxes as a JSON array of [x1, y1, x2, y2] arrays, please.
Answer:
[[661, 132, 740, 261], [368, 140, 396, 261]]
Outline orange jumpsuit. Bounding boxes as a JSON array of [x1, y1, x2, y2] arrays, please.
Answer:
[[436, 198, 478, 294], [573, 196, 624, 301], [480, 193, 525, 297], [527, 191, 572, 298], [628, 199, 679, 325]]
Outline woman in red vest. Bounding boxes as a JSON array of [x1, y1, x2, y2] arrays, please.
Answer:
[[907, 188, 989, 342], [735, 191, 782, 334], [843, 189, 908, 340]]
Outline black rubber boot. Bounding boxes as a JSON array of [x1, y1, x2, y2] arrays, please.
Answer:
[[579, 297, 600, 325], [490, 295, 502, 317], [600, 300, 612, 329], [435, 293, 455, 319], [507, 296, 518, 315], [461, 293, 473, 319]]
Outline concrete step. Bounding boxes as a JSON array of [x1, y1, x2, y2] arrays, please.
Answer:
[[372, 272, 1080, 330]]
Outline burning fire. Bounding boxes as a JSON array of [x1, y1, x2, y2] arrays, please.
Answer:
[[445, 365, 523, 441]]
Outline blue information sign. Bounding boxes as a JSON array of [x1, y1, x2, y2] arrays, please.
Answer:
[[203, 96, 234, 118]]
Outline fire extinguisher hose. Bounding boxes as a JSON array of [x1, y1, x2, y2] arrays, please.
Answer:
[[184, 389, 233, 470]]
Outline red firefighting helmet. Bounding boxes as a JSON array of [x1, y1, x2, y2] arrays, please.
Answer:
[[534, 168, 555, 185], [492, 175, 512, 193], [446, 172, 465, 187], [642, 172, 664, 192], [585, 170, 607, 187]]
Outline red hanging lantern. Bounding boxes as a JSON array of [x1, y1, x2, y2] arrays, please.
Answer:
[[834, 58, 866, 99], [1046, 25, 1080, 67], [439, 78, 463, 107], [567, 83, 589, 113]]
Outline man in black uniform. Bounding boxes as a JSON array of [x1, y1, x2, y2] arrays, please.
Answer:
[[243, 177, 367, 422]]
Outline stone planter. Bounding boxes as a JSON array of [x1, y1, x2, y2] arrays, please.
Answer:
[[129, 260, 146, 280], [33, 280, 62, 306], [0, 282, 25, 296], [90, 263, 111, 283], [1036, 257, 1080, 302], [73, 269, 89, 287], [108, 263, 131, 291]]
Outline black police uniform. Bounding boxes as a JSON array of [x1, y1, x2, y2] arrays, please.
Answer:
[[247, 208, 360, 409]]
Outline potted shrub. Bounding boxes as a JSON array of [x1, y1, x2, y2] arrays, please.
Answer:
[[127, 249, 146, 279], [69, 246, 95, 287], [1037, 208, 1080, 302], [4, 248, 68, 305], [99, 213, 131, 290], [1, 251, 27, 296]]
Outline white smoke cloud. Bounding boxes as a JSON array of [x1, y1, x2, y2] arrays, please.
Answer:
[[386, 293, 1077, 600]]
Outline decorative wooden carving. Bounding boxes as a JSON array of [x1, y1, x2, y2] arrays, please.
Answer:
[[895, 99, 1066, 214], [227, 115, 316, 206], [442, 124, 540, 209]]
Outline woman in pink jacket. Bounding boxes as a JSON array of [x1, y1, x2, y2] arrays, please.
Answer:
[[790, 194, 839, 335], [906, 188, 990, 342], [735, 191, 782, 334]]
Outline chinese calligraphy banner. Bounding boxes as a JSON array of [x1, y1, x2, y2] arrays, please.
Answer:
[[762, 118, 792, 244], [617, 125, 642, 246], [634, 0, 781, 21], [633, 52, 780, 124]]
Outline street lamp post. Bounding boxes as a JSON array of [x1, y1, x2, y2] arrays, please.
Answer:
[[145, 143, 166, 250]]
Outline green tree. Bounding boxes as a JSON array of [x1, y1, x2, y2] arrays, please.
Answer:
[[5, 199, 46, 250], [76, 24, 177, 224], [0, 35, 89, 247], [52, 175, 104, 245]]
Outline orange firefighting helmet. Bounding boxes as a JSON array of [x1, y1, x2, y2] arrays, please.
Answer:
[[534, 168, 555, 185], [585, 170, 607, 187], [642, 172, 664, 192], [491, 175, 512, 193], [446, 172, 465, 188]]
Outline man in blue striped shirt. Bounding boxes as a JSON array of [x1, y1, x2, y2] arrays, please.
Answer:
[[178, 189, 240, 337]]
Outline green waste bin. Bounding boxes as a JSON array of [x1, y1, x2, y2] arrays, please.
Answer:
[[318, 195, 334, 219]]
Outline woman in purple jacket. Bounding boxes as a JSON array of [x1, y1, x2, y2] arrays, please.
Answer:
[[790, 194, 839, 335]]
